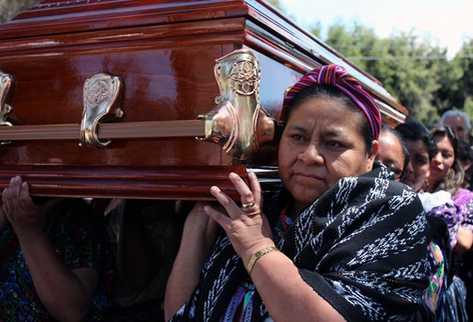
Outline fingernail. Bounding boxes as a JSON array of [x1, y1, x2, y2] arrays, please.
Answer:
[[210, 186, 220, 193]]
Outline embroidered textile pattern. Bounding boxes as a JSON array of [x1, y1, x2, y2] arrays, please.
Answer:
[[170, 164, 431, 322]]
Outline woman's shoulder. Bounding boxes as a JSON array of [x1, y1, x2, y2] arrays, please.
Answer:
[[303, 168, 424, 231], [342, 162, 406, 192], [337, 164, 419, 203]]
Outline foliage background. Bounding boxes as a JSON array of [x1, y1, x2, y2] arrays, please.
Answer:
[[268, 0, 473, 126]]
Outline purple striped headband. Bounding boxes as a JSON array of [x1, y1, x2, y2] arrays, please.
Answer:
[[282, 64, 382, 139]]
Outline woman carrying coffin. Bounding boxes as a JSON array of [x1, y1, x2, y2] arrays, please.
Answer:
[[0, 177, 110, 321], [165, 65, 431, 322]]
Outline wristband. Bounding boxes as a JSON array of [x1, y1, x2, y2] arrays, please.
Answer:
[[246, 246, 278, 274]]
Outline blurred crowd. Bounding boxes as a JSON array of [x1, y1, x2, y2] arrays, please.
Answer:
[[376, 109, 473, 321]]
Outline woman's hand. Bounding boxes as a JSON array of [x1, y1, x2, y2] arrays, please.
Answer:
[[204, 172, 274, 265], [455, 226, 473, 254], [2, 176, 44, 237]]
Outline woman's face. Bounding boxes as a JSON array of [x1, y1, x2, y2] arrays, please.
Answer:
[[278, 96, 378, 208], [430, 135, 455, 187], [443, 115, 468, 141], [377, 130, 405, 180], [403, 139, 431, 191]]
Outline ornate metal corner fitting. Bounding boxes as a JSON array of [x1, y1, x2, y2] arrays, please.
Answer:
[[0, 71, 13, 145], [80, 73, 123, 147], [0, 72, 13, 127], [200, 49, 275, 160]]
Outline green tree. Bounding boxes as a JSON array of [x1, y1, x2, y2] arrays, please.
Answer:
[[454, 40, 473, 121], [431, 48, 463, 114], [259, 9, 471, 125], [322, 24, 446, 125], [325, 23, 379, 71], [308, 22, 322, 39], [375, 33, 443, 125], [267, 0, 283, 10], [457, 39, 473, 98]]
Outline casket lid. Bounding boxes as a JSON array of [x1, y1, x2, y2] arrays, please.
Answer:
[[1, 0, 407, 122]]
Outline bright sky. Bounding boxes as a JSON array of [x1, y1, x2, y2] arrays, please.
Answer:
[[279, 0, 473, 57]]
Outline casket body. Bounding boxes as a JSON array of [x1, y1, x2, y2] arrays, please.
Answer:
[[0, 0, 407, 199]]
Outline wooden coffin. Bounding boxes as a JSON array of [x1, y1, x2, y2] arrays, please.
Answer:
[[0, 0, 408, 199]]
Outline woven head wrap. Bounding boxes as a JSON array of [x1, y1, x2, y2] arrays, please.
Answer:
[[283, 64, 382, 139]]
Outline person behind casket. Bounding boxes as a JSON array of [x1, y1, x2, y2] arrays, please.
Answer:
[[376, 125, 409, 181], [165, 65, 432, 322], [396, 119, 437, 193], [438, 109, 473, 190], [0, 176, 110, 322], [439, 109, 472, 144], [456, 139, 473, 190], [101, 198, 184, 322], [420, 127, 473, 321], [423, 127, 473, 254]]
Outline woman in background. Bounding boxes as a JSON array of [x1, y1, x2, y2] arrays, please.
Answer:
[[425, 127, 473, 253], [420, 127, 473, 321], [396, 119, 436, 192]]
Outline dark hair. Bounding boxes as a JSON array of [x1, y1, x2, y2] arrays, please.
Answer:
[[431, 126, 457, 156], [281, 84, 373, 152], [456, 139, 473, 163], [430, 126, 464, 193], [440, 109, 471, 132], [457, 139, 473, 189], [379, 125, 410, 180], [395, 119, 436, 159]]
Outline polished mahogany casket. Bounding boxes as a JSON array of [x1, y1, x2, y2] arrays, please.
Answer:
[[0, 0, 407, 200]]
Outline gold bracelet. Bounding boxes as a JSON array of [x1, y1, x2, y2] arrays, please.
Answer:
[[245, 246, 278, 274]]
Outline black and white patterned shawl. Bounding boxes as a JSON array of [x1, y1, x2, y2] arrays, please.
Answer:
[[170, 165, 431, 322]]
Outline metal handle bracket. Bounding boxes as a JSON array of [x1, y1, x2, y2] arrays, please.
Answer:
[[80, 73, 123, 147], [0, 71, 13, 145]]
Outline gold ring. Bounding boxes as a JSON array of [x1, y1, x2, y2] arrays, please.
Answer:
[[241, 201, 256, 211], [244, 210, 260, 217]]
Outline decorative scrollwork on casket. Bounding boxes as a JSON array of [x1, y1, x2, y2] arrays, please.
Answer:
[[229, 59, 259, 96], [0, 72, 13, 145], [201, 49, 274, 160], [0, 72, 13, 126], [80, 73, 123, 147]]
